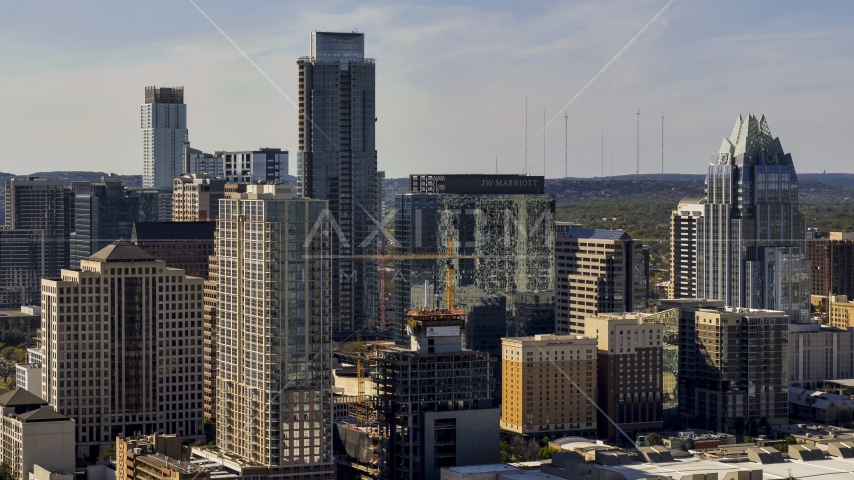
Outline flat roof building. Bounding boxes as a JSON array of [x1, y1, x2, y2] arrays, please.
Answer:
[[501, 334, 598, 437]]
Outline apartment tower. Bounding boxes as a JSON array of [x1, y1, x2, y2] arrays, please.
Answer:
[[215, 184, 333, 475], [142, 86, 188, 189], [697, 114, 810, 322], [668, 196, 704, 299], [41, 240, 204, 458], [172, 173, 227, 222], [297, 31, 379, 335]]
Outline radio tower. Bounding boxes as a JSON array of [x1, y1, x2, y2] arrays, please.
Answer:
[[636, 108, 640, 175], [564, 110, 568, 178]]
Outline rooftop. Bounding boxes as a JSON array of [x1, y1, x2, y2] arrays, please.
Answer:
[[0, 387, 48, 408], [563, 228, 628, 240], [131, 222, 216, 242], [443, 464, 521, 474], [88, 240, 157, 263]]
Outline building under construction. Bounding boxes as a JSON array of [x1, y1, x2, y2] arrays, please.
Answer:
[[334, 309, 499, 480]]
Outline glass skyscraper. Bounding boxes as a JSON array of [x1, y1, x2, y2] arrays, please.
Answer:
[[697, 115, 810, 323], [297, 31, 378, 336]]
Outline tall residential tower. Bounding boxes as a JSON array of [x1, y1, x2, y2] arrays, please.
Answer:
[[297, 31, 379, 335], [698, 115, 810, 322], [142, 86, 188, 189]]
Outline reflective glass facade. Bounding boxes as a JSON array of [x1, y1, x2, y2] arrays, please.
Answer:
[[698, 115, 810, 322]]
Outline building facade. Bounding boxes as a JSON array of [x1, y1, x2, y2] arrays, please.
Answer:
[[0, 229, 48, 307], [677, 306, 789, 432], [6, 177, 74, 276], [215, 185, 333, 475], [0, 389, 75, 479], [788, 323, 854, 388], [70, 175, 140, 268], [584, 314, 664, 442], [500, 334, 598, 437], [697, 114, 810, 323], [668, 197, 704, 299], [807, 232, 854, 299], [41, 241, 204, 457], [555, 228, 648, 335], [297, 31, 379, 336], [142, 86, 188, 189], [185, 148, 289, 184], [171, 174, 227, 222], [131, 221, 216, 279], [117, 434, 208, 480], [830, 295, 854, 329], [0, 305, 41, 342]]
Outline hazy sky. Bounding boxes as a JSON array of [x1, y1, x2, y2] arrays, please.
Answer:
[[1, 0, 853, 178]]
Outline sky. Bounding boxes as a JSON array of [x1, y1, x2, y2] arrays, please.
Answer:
[[1, 0, 853, 178]]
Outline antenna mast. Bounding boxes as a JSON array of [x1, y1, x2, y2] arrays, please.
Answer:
[[636, 108, 640, 175], [661, 114, 664, 174], [543, 109, 546, 177], [525, 97, 528, 175], [564, 110, 568, 178]]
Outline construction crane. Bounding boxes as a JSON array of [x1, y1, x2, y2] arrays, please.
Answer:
[[444, 235, 456, 311], [355, 330, 369, 428]]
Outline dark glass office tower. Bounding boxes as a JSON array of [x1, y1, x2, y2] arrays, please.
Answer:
[[70, 174, 140, 268], [297, 31, 378, 336], [697, 115, 810, 323]]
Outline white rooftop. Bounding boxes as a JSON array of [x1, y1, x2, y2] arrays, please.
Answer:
[[444, 464, 520, 474]]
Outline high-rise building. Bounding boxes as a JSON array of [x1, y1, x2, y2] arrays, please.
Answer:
[[297, 31, 379, 335], [555, 228, 648, 335], [70, 174, 140, 268], [202, 239, 218, 421], [583, 313, 664, 441], [0, 229, 47, 307], [788, 323, 854, 388], [500, 334, 598, 437], [394, 174, 553, 397], [215, 184, 333, 473], [676, 305, 788, 432], [807, 232, 854, 300], [131, 221, 216, 279], [142, 86, 188, 189], [171, 174, 227, 222], [184, 148, 289, 184], [4, 176, 73, 276], [697, 114, 810, 323], [668, 196, 704, 299], [40, 240, 205, 457]]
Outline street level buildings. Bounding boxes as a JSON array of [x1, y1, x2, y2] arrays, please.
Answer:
[[117, 433, 208, 480], [142, 86, 188, 189], [583, 314, 664, 442], [668, 197, 704, 299], [215, 184, 334, 475], [0, 388, 75, 480], [70, 174, 140, 268], [697, 114, 810, 323], [500, 334, 598, 437], [41, 241, 205, 457], [555, 228, 648, 335], [297, 31, 379, 336]]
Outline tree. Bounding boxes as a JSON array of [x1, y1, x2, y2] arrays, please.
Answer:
[[743, 436, 754, 444], [510, 436, 540, 462], [204, 418, 216, 444], [747, 418, 759, 437], [758, 417, 769, 428], [733, 417, 745, 436], [0, 361, 14, 383], [646, 432, 663, 446], [0, 462, 12, 480], [98, 446, 116, 461], [499, 440, 513, 463], [537, 446, 560, 460]]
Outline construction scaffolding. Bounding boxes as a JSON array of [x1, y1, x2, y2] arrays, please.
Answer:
[[334, 314, 496, 480]]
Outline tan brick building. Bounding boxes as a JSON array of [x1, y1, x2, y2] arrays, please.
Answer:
[[830, 295, 854, 329], [584, 314, 663, 441], [500, 334, 598, 437]]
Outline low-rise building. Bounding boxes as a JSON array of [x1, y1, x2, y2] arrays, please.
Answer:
[[0, 388, 75, 479], [583, 314, 664, 441], [830, 295, 854, 329], [117, 434, 209, 480], [789, 386, 854, 424], [501, 334, 598, 437], [16, 363, 43, 396]]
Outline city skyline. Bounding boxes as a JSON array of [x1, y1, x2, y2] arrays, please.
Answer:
[[1, 1, 853, 177]]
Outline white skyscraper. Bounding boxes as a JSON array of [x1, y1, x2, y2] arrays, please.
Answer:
[[142, 86, 188, 189]]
